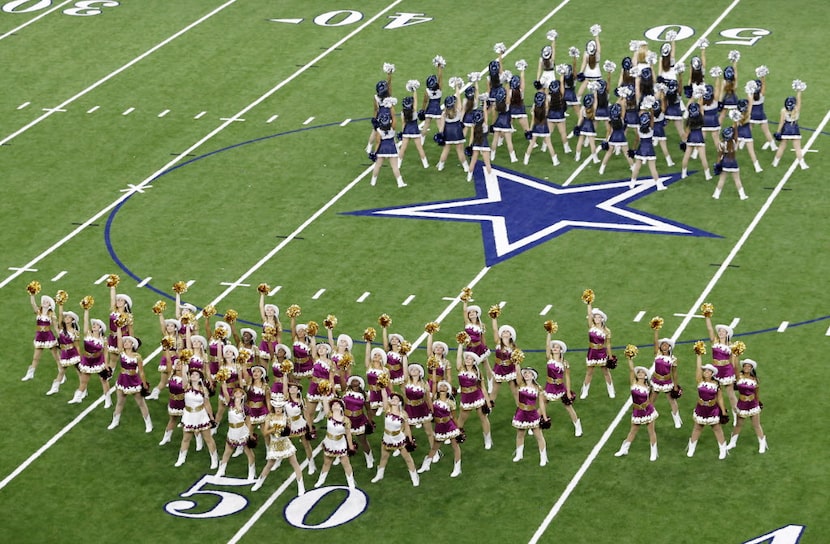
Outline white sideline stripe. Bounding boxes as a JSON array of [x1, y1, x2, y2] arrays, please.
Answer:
[[539, 304, 552, 316], [777, 321, 789, 332], [633, 310, 646, 322], [267, 285, 281, 296], [93, 273, 109, 285], [194, 111, 207, 119], [529, 107, 830, 544], [51, 271, 67, 282], [402, 294, 415, 306], [137, 277, 152, 287], [0, 0, 74, 41], [302, 117, 314, 125], [266, 115, 278, 123], [826, 325, 830, 337], [158, 109, 170, 118], [311, 288, 326, 300], [0, 0, 239, 147], [87, 106, 100, 113], [357, 291, 370, 302], [122, 107, 135, 116], [340, 118, 352, 126], [17, 102, 30, 110]]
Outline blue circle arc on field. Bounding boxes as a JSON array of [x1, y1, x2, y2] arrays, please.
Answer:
[[103, 119, 830, 348]]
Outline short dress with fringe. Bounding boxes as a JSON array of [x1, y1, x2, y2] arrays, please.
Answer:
[[58, 329, 80, 367], [693, 381, 722, 425], [182, 389, 211, 432], [386, 351, 405, 385], [79, 336, 106, 374], [404, 382, 433, 425], [586, 328, 608, 366], [286, 400, 309, 437], [323, 417, 349, 457], [246, 385, 269, 425], [265, 414, 296, 460], [735, 377, 761, 418], [458, 371, 485, 410], [711, 342, 735, 385], [226, 406, 250, 447], [493, 346, 517, 382], [34, 313, 57, 349], [115, 353, 142, 394], [381, 413, 407, 451], [167, 374, 185, 416], [343, 390, 369, 435], [432, 398, 460, 441], [630, 383, 658, 424], [512, 386, 542, 429], [465, 323, 490, 358], [544, 359, 568, 401], [650, 355, 676, 392]]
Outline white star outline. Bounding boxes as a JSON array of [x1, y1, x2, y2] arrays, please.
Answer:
[[365, 166, 707, 263]]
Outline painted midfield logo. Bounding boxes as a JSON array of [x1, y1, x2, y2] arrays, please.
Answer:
[[344, 166, 719, 266]]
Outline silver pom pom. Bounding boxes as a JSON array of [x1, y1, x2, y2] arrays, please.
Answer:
[[654, 82, 668, 95], [674, 61, 686, 74], [555, 63, 569, 75], [696, 37, 709, 49], [640, 95, 656, 111], [383, 62, 395, 74], [629, 40, 646, 52], [382, 97, 397, 108], [468, 71, 482, 83], [590, 24, 602, 36], [616, 85, 632, 99], [755, 65, 769, 78], [546, 29, 558, 41], [709, 66, 723, 78], [587, 80, 600, 92], [727, 50, 741, 63], [792, 79, 807, 92], [448, 76, 463, 90], [744, 80, 759, 95], [515, 59, 528, 72], [665, 30, 678, 41], [477, 93, 490, 102], [500, 70, 513, 84], [494, 42, 506, 55], [629, 65, 642, 78], [692, 84, 706, 99], [728, 109, 742, 122], [433, 55, 446, 68], [646, 51, 658, 66], [568, 46, 580, 58], [603, 60, 616, 73], [405, 79, 420, 92]]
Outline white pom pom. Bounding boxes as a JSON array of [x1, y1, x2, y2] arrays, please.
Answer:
[[665, 30, 678, 41], [432, 55, 446, 68], [755, 65, 769, 78], [654, 82, 668, 95], [629, 40, 640, 52], [546, 29, 558, 41], [515, 59, 528, 72], [616, 86, 632, 99], [590, 24, 602, 36], [674, 61, 686, 74], [640, 95, 656, 111], [603, 60, 616, 73], [744, 80, 759, 95], [405, 79, 420, 92], [500, 70, 513, 84], [468, 72, 482, 83], [494, 42, 506, 54], [696, 37, 709, 49], [568, 46, 580, 58], [692, 84, 706, 99], [478, 93, 490, 102], [587, 80, 600, 92], [448, 76, 463, 90], [383, 62, 395, 74], [646, 51, 658, 66], [728, 50, 741, 63], [728, 109, 742, 122], [629, 65, 642, 78], [792, 79, 807, 92], [709, 66, 723, 78], [382, 97, 397, 108]]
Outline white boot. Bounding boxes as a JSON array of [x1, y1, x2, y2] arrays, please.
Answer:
[[574, 419, 583, 437], [772, 156, 780, 167], [450, 460, 462, 477], [462, 161, 470, 172], [552, 154, 560, 166], [691, 148, 699, 159], [248, 463, 257, 481], [656, 180, 667, 191], [144, 415, 153, 433], [666, 156, 675, 167], [539, 448, 548, 467], [233, 446, 244, 457], [718, 441, 728, 460], [513, 445, 524, 462], [364, 450, 374, 469], [712, 188, 721, 200], [159, 429, 173, 446], [738, 188, 748, 200], [437, 161, 445, 171], [466, 171, 473, 182], [799, 159, 809, 170], [574, 151, 581, 161], [396, 176, 407, 188], [370, 467, 385, 483], [345, 473, 355, 489], [758, 435, 768, 454], [432, 450, 442, 463], [297, 476, 306, 495], [68, 390, 84, 404], [686, 439, 698, 458], [704, 169, 712, 181], [606, 381, 615, 399], [251, 476, 265, 491], [598, 163, 606, 175], [509, 151, 518, 163], [672, 412, 682, 429], [417, 455, 432, 473], [483, 433, 493, 450], [421, 156, 429, 168], [650, 442, 658, 462], [614, 441, 630, 457], [174, 450, 187, 467], [215, 462, 227, 477], [727, 434, 739, 450], [370, 176, 377, 186], [107, 413, 121, 430], [580, 383, 590, 399], [307, 457, 316, 475], [46, 380, 61, 395], [592, 153, 601, 164], [523, 153, 530, 165], [195, 433, 204, 451], [409, 470, 420, 487], [103, 393, 112, 409], [146, 387, 160, 400], [314, 471, 328, 488], [22, 366, 35, 381], [753, 160, 763, 173], [209, 449, 219, 469], [563, 143, 572, 154], [681, 168, 688, 179]]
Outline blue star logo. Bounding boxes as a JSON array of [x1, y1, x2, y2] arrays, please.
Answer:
[[343, 166, 719, 266]]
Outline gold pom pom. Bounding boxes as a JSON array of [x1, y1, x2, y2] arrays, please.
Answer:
[[223, 309, 238, 323], [263, 326, 277, 342], [180, 311, 194, 326], [427, 355, 441, 370], [488, 305, 501, 319], [510, 349, 525, 364], [213, 325, 228, 339], [460, 287, 473, 302], [161, 336, 176, 350], [363, 327, 377, 342], [581, 288, 595, 304], [286, 304, 302, 318], [237, 352, 250, 365], [337, 353, 354, 369], [172, 281, 188, 294], [80, 295, 95, 310], [179, 348, 193, 361], [400, 341, 411, 355], [105, 274, 120, 288], [324, 314, 338, 329], [280, 359, 294, 374], [26, 281, 41, 295], [700, 302, 714, 318], [650, 316, 664, 330], [115, 314, 128, 328], [257, 283, 270, 295], [456, 331, 470, 345], [306, 321, 319, 337], [55, 290, 68, 305], [624, 344, 639, 358], [376, 372, 390, 388], [202, 305, 216, 318], [378, 313, 392, 327], [543, 320, 558, 333], [694, 340, 707, 355], [424, 321, 440, 334], [152, 300, 167, 315], [730, 341, 746, 355], [317, 379, 333, 396], [215, 367, 231, 382]]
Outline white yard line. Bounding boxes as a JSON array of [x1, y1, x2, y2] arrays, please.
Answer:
[[529, 107, 829, 544], [0, 0, 75, 41]]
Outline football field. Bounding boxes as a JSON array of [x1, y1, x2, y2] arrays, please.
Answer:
[[1, 1, 828, 543]]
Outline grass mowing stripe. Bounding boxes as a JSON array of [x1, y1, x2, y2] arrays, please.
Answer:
[[529, 107, 829, 544], [0, 0, 239, 146], [0, 0, 74, 41]]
